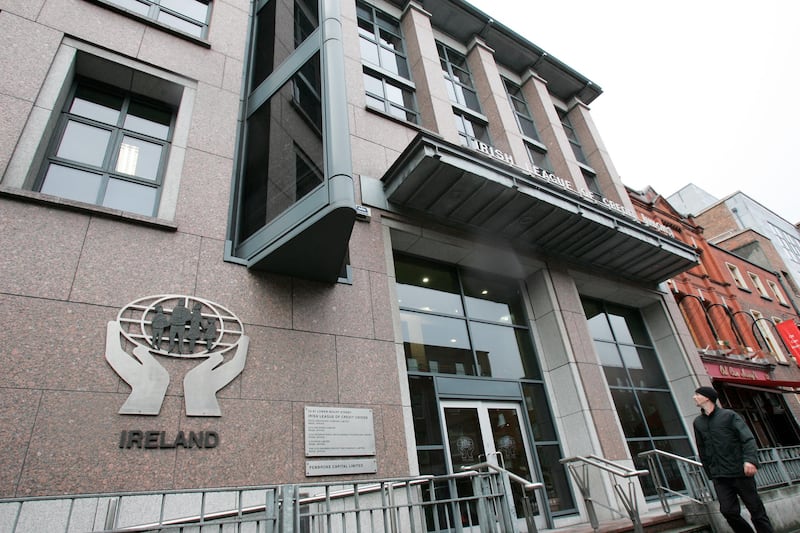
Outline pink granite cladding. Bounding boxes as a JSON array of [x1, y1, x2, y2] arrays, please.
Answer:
[[348, 216, 388, 275], [0, 388, 42, 498], [239, 326, 338, 403], [174, 149, 234, 241], [0, 11, 62, 101], [592, 408, 630, 461], [335, 337, 400, 405], [16, 391, 183, 497], [195, 240, 293, 329], [69, 217, 201, 308], [173, 399, 293, 488], [0, 200, 90, 300], [0, 295, 120, 392], [369, 271, 395, 342], [292, 268, 375, 337]]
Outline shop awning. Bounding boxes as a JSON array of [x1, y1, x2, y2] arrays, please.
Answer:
[[714, 376, 800, 390]]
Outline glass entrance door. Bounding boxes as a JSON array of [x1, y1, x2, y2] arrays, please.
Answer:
[[440, 400, 543, 528]]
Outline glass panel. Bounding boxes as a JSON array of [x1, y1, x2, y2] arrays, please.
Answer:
[[409, 376, 441, 446], [489, 408, 532, 481], [395, 257, 463, 316], [401, 311, 473, 375], [469, 322, 539, 379], [362, 71, 383, 96], [518, 115, 538, 139], [103, 178, 158, 216], [536, 444, 576, 512], [626, 346, 668, 388], [607, 303, 651, 345], [294, 0, 318, 46], [157, 11, 203, 36], [70, 86, 122, 125], [252, 1, 278, 89], [115, 136, 163, 181], [583, 299, 614, 341], [522, 383, 556, 442], [444, 408, 485, 468], [636, 390, 684, 437], [610, 389, 648, 438], [107, 0, 150, 16], [40, 164, 102, 204], [160, 0, 208, 23], [124, 101, 171, 140], [359, 37, 380, 66], [462, 272, 525, 324], [56, 121, 111, 167], [241, 54, 323, 240], [462, 87, 480, 112], [416, 449, 446, 476]]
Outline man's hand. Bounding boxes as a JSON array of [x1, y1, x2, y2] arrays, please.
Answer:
[[744, 462, 757, 477]]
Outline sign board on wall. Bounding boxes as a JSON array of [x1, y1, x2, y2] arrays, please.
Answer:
[[776, 320, 800, 366], [304, 406, 376, 457], [304, 406, 377, 477]]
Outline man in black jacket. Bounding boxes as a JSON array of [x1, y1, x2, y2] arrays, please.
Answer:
[[693, 386, 774, 533]]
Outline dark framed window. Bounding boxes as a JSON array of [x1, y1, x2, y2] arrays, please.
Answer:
[[557, 108, 588, 165], [230, 0, 355, 282], [437, 42, 480, 112], [37, 81, 173, 217], [582, 297, 693, 498], [582, 168, 602, 199], [454, 112, 490, 150], [101, 0, 211, 38], [395, 255, 539, 379], [502, 78, 539, 140], [357, 2, 417, 124]]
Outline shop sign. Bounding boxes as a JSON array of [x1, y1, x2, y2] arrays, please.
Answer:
[[705, 362, 770, 381], [776, 320, 800, 365]]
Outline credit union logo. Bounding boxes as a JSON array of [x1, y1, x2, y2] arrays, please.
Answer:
[[106, 295, 249, 417]]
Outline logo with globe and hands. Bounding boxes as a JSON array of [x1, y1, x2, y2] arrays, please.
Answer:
[[105, 295, 249, 417]]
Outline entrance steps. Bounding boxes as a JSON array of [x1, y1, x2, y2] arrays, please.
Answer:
[[543, 509, 712, 533]]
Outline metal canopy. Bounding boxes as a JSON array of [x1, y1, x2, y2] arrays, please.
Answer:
[[381, 134, 699, 285]]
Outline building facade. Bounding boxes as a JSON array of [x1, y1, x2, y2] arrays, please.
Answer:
[[630, 187, 800, 449], [1, 0, 720, 529], [668, 185, 800, 310]]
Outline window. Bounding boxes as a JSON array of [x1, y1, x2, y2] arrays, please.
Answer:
[[438, 43, 480, 113], [101, 0, 211, 38], [726, 263, 749, 290], [769, 222, 800, 264], [37, 81, 173, 217], [752, 310, 787, 362], [582, 168, 602, 199], [748, 272, 770, 298], [229, 0, 356, 282], [397, 254, 574, 513], [767, 280, 789, 306], [503, 78, 552, 172], [356, 2, 417, 123], [582, 298, 693, 497], [454, 113, 490, 150], [557, 108, 588, 165]]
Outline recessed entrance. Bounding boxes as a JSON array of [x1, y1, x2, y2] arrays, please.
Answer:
[[440, 400, 544, 529]]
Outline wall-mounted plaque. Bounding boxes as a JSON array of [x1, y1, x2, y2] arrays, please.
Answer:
[[305, 458, 378, 477], [305, 406, 376, 457]]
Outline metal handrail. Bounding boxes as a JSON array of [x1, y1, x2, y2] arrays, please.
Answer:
[[637, 448, 714, 514], [560, 455, 649, 533], [462, 459, 548, 532], [104, 475, 441, 532]]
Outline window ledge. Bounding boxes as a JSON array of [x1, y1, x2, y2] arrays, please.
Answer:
[[364, 104, 423, 130], [86, 0, 211, 49], [0, 187, 178, 231]]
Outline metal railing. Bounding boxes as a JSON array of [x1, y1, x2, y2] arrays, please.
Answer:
[[637, 449, 714, 515], [754, 445, 800, 489], [461, 459, 547, 533], [560, 455, 650, 533], [0, 469, 537, 533]]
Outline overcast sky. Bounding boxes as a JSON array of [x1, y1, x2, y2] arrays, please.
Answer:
[[465, 0, 800, 223]]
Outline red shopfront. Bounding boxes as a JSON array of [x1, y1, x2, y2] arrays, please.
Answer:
[[702, 357, 800, 448]]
